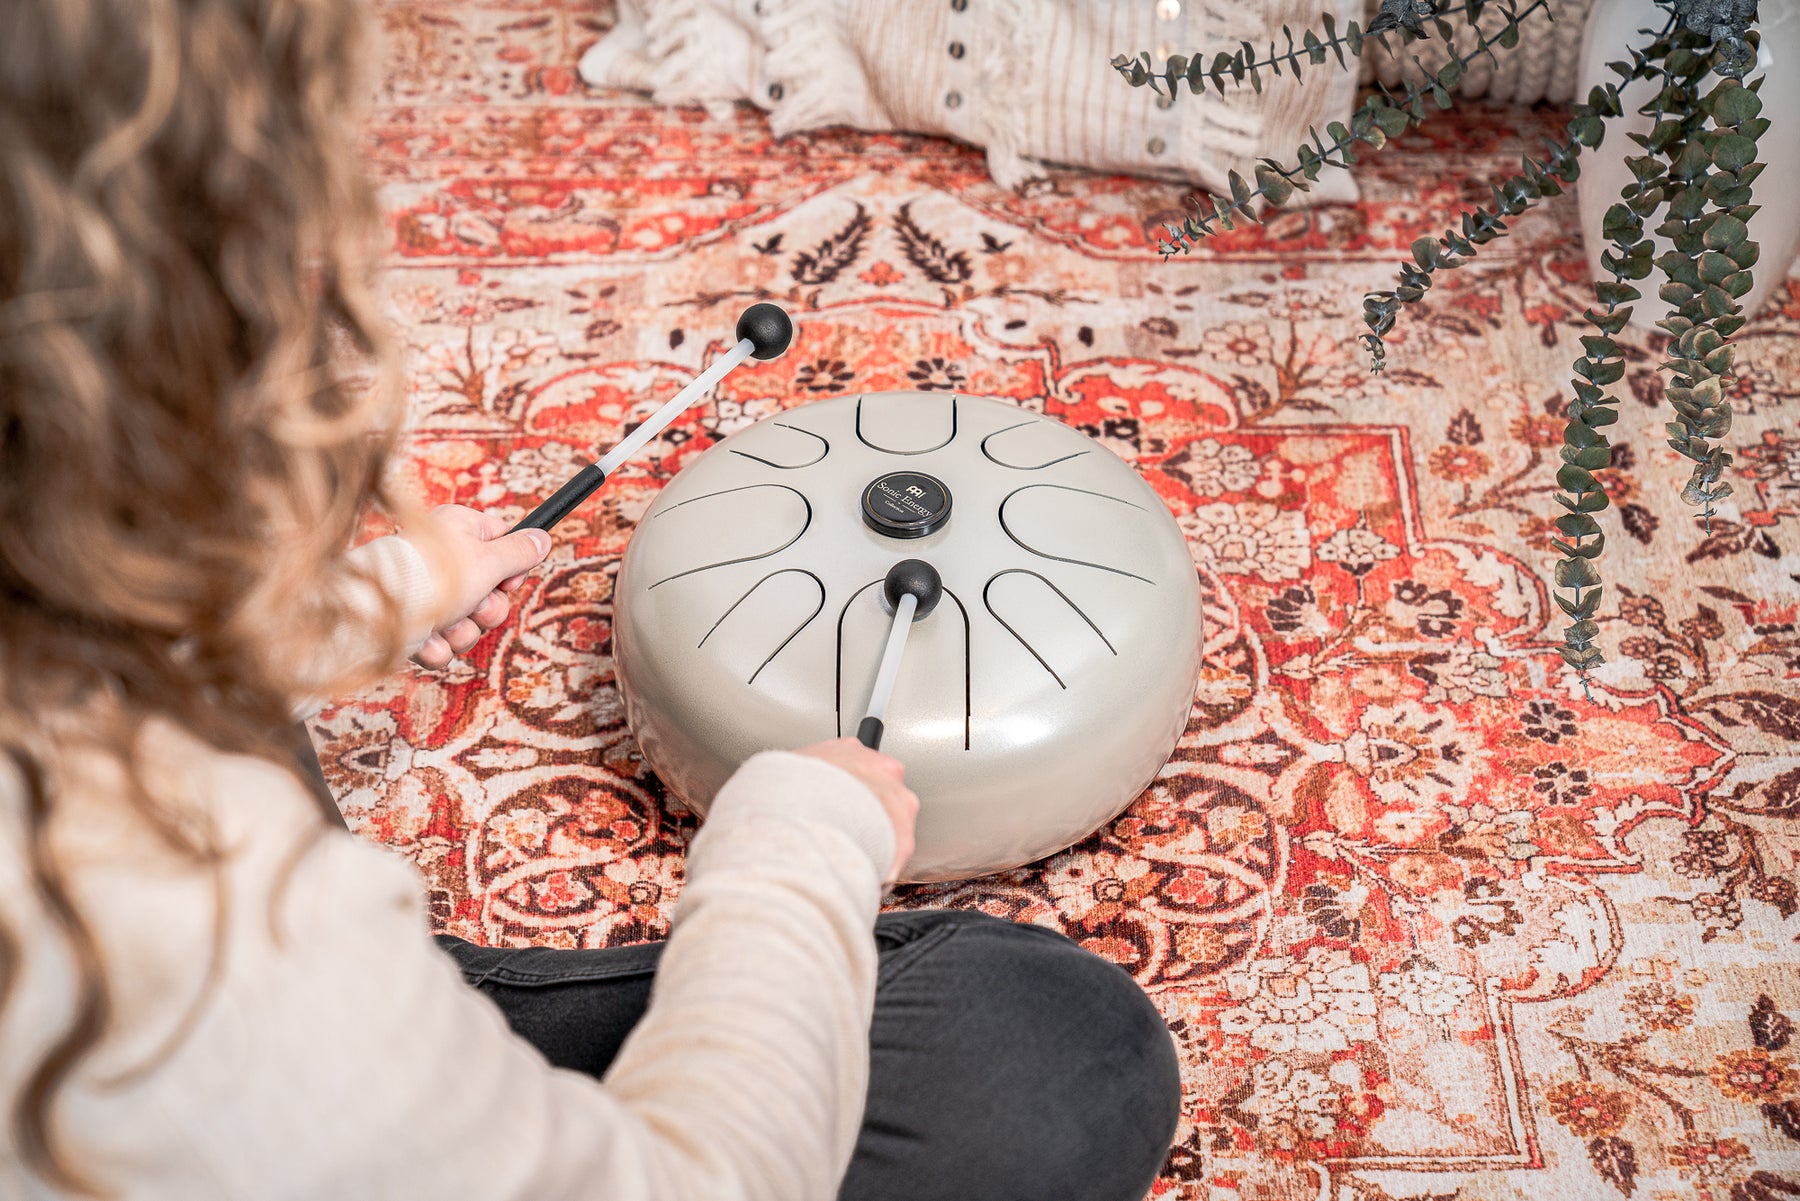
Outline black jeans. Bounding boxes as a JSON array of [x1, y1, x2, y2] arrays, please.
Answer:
[[439, 910, 1181, 1201]]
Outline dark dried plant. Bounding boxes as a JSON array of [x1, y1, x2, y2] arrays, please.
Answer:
[[1115, 0, 1767, 695]]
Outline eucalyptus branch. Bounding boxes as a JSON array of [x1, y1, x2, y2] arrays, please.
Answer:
[[1111, 0, 1536, 100], [1552, 18, 1706, 691], [1656, 63, 1766, 529], [1359, 99, 1614, 372], [1357, 22, 1698, 371], [1155, 7, 1548, 257], [1112, 0, 1772, 694]]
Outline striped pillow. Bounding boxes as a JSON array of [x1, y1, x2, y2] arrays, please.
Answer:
[[582, 0, 1362, 205]]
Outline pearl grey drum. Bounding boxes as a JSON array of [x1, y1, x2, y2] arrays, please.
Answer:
[[613, 391, 1203, 883]]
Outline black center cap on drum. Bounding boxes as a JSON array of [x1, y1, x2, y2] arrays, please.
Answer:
[[861, 471, 952, 539]]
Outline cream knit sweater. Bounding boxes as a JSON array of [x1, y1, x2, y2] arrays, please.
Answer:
[[0, 536, 895, 1201]]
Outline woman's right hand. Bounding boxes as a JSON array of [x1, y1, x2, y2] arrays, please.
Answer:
[[792, 737, 919, 884]]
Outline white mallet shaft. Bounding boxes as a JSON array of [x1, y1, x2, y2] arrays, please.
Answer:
[[596, 337, 752, 475], [865, 592, 917, 724], [512, 302, 792, 534]]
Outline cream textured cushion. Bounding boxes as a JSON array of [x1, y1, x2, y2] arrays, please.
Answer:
[[582, 0, 1362, 204], [1356, 0, 1595, 105]]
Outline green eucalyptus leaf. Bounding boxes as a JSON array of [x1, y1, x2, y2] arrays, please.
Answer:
[[1593, 280, 1640, 306], [1562, 445, 1613, 470], [1255, 163, 1295, 205], [1564, 417, 1605, 448], [1559, 645, 1605, 670], [1228, 170, 1252, 209], [1713, 133, 1758, 173], [1372, 102, 1410, 138], [1666, 187, 1708, 220], [1674, 140, 1712, 179], [1646, 119, 1685, 153], [1555, 557, 1602, 589], [1556, 463, 1599, 493], [1556, 512, 1603, 538], [1703, 214, 1749, 251], [1706, 178, 1755, 208], [1659, 281, 1697, 308], [1553, 535, 1606, 560], [1658, 253, 1702, 287], [1682, 476, 1731, 506], [1585, 307, 1633, 335], [1323, 12, 1347, 66], [1567, 489, 1611, 513], [1686, 327, 1724, 356], [1711, 81, 1763, 125], [1601, 202, 1639, 241]]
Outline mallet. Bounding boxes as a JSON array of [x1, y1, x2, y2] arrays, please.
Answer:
[[510, 302, 795, 533], [857, 559, 943, 750]]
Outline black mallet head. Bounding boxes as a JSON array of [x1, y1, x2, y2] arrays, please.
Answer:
[[883, 558, 942, 620], [736, 302, 794, 361]]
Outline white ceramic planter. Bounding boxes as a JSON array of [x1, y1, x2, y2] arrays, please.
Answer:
[[1576, 0, 1800, 330]]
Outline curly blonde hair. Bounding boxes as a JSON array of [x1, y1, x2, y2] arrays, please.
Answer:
[[0, 0, 419, 1189]]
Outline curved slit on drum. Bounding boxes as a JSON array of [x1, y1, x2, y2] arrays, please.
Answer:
[[979, 420, 1089, 471], [834, 579, 972, 748], [833, 579, 884, 738], [728, 423, 830, 469], [981, 569, 1117, 691], [646, 484, 813, 589], [855, 394, 958, 455], [696, 568, 827, 685], [996, 484, 1154, 584], [943, 586, 972, 750]]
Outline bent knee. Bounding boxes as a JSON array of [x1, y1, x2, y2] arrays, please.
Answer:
[[864, 911, 1181, 1199]]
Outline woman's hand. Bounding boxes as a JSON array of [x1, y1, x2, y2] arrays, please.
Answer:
[[793, 737, 919, 884], [404, 504, 552, 669]]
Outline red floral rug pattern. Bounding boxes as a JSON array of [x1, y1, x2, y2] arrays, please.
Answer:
[[312, 4, 1800, 1197]]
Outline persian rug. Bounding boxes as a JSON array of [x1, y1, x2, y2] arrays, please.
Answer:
[[312, 3, 1800, 1197]]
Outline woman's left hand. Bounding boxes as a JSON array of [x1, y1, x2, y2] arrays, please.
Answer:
[[404, 504, 552, 669]]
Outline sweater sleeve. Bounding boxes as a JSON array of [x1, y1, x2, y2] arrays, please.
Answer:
[[290, 534, 441, 720], [99, 748, 891, 1201]]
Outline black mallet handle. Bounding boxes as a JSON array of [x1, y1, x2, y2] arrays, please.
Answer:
[[510, 303, 794, 534]]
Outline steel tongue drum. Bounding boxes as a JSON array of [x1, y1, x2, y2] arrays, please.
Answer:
[[612, 370, 1204, 882]]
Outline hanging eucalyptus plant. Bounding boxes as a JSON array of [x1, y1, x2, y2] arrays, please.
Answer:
[[1114, 0, 1766, 696]]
